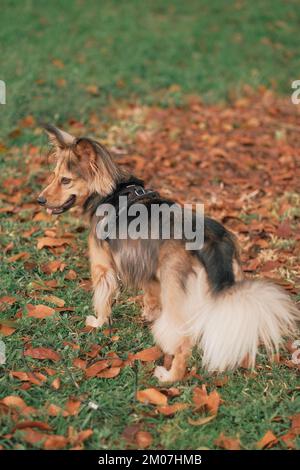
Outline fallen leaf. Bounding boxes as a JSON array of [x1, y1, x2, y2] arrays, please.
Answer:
[[85, 360, 110, 378], [27, 304, 55, 319], [135, 431, 153, 448], [44, 435, 68, 450], [97, 367, 121, 378], [24, 347, 61, 362], [1, 395, 26, 410], [214, 432, 241, 450], [188, 415, 216, 426], [37, 237, 72, 250], [13, 421, 52, 432], [257, 430, 278, 449], [133, 346, 163, 362], [136, 388, 168, 406], [65, 399, 81, 416], [157, 403, 189, 416]]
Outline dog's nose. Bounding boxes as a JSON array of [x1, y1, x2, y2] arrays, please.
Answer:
[[37, 196, 47, 206]]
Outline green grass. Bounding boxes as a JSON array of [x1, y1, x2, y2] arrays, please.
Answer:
[[1, 0, 300, 140]]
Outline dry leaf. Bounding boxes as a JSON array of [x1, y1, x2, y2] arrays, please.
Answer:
[[136, 388, 168, 406], [24, 347, 61, 362], [97, 367, 121, 378], [27, 304, 55, 319], [157, 403, 189, 416], [133, 346, 162, 362], [214, 432, 241, 450], [44, 435, 68, 450], [85, 360, 109, 378], [257, 430, 278, 449], [135, 431, 153, 448]]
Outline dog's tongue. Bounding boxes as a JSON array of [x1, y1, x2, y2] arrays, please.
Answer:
[[46, 208, 53, 215]]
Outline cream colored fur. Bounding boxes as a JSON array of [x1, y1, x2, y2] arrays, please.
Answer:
[[152, 266, 299, 372]]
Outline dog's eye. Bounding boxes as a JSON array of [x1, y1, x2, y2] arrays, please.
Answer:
[[61, 177, 72, 185]]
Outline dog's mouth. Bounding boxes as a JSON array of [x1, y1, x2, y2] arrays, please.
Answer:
[[46, 195, 76, 215]]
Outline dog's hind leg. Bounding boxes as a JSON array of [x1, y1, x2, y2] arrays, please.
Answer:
[[154, 337, 192, 383], [86, 235, 118, 328], [142, 279, 161, 322]]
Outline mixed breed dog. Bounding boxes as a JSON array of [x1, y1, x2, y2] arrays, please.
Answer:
[[37, 125, 299, 382]]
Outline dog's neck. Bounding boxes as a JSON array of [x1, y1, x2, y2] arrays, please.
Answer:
[[83, 176, 145, 217]]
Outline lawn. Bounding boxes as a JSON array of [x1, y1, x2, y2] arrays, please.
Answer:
[[0, 0, 299, 451]]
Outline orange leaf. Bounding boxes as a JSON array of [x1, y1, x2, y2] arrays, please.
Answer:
[[41, 260, 63, 274], [0, 325, 16, 336], [133, 346, 163, 362], [65, 399, 81, 416], [97, 367, 121, 378], [37, 237, 72, 250], [73, 358, 87, 369], [76, 429, 93, 443], [85, 360, 109, 378], [41, 295, 65, 307], [135, 431, 153, 448], [7, 252, 30, 263], [136, 388, 168, 406], [24, 347, 61, 362], [44, 435, 68, 450], [2, 395, 26, 410], [47, 403, 68, 417], [20, 428, 47, 445], [51, 377, 61, 390], [27, 304, 55, 319], [157, 403, 189, 416], [214, 432, 241, 450], [188, 415, 216, 426], [13, 421, 52, 432], [257, 430, 278, 449]]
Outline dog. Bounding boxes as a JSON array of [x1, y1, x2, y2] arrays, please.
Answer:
[[38, 124, 299, 382]]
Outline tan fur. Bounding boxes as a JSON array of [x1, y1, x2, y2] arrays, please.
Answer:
[[86, 235, 118, 328]]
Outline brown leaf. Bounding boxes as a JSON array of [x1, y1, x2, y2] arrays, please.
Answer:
[[73, 358, 87, 369], [188, 415, 216, 426], [76, 429, 93, 444], [44, 435, 68, 450], [157, 403, 189, 416], [20, 428, 47, 445], [214, 432, 241, 450], [291, 413, 300, 432], [24, 347, 61, 362], [41, 260, 63, 274], [0, 296, 17, 305], [1, 395, 27, 410], [65, 269, 77, 280], [85, 360, 110, 378], [27, 304, 55, 319], [135, 431, 153, 448], [133, 346, 163, 362], [47, 403, 68, 417], [256, 430, 278, 449], [136, 388, 168, 406], [65, 399, 81, 416], [7, 252, 30, 263], [37, 237, 72, 250], [97, 367, 121, 378], [0, 325, 16, 336], [13, 421, 52, 432], [41, 295, 65, 308], [51, 377, 61, 390]]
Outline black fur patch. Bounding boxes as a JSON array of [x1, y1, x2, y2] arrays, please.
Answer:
[[195, 218, 236, 293]]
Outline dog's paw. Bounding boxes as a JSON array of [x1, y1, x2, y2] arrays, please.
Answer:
[[85, 315, 105, 328], [153, 366, 173, 383], [142, 306, 161, 322]]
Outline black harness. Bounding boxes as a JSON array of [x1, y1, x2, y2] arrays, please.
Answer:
[[83, 177, 159, 217]]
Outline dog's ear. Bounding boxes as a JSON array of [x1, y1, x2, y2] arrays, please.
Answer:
[[43, 124, 75, 149], [74, 138, 97, 163]]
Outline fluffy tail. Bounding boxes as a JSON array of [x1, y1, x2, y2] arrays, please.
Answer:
[[188, 279, 299, 372]]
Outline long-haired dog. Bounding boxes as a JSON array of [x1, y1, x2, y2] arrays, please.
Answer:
[[38, 125, 299, 382]]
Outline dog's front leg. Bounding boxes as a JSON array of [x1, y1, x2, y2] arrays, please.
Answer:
[[142, 279, 161, 322], [86, 236, 118, 328]]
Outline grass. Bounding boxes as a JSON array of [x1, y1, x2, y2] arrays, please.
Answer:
[[1, 0, 300, 140], [0, 0, 299, 450]]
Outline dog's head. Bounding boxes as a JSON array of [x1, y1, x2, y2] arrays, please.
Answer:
[[38, 125, 122, 214]]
